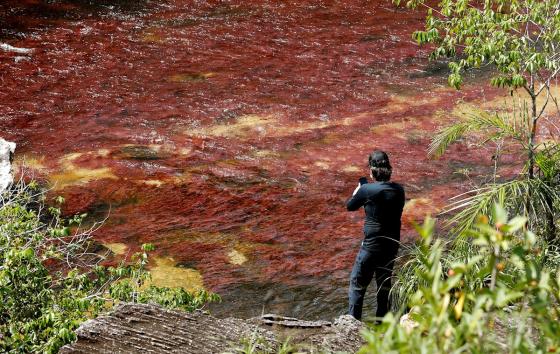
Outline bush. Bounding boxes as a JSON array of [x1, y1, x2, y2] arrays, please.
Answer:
[[0, 182, 219, 353], [362, 205, 560, 353]]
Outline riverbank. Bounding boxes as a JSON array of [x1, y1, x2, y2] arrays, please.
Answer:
[[59, 303, 364, 353]]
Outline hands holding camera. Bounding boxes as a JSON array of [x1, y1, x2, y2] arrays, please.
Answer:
[[353, 177, 368, 196]]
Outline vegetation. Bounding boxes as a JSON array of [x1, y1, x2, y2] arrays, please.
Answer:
[[430, 108, 560, 240], [0, 181, 218, 353], [396, 0, 560, 105], [363, 206, 560, 353], [386, 0, 560, 348], [228, 335, 297, 354], [393, 0, 560, 241]]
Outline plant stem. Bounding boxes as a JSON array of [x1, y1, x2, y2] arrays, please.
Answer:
[[528, 84, 537, 180], [489, 244, 499, 291]]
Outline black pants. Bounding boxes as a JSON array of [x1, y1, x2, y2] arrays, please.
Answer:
[[348, 245, 396, 321]]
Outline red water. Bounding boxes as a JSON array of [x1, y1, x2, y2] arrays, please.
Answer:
[[1, 0, 500, 318]]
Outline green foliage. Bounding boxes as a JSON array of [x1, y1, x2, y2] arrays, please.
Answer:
[[383, 3, 560, 350], [391, 236, 498, 312], [427, 102, 560, 239], [393, 0, 560, 91], [0, 182, 219, 353], [445, 178, 559, 239], [426, 96, 560, 239], [227, 335, 298, 354], [363, 206, 560, 353], [396, 0, 560, 243], [397, 0, 560, 186], [428, 109, 531, 158]]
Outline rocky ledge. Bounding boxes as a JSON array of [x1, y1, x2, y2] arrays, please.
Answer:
[[60, 303, 364, 353], [0, 138, 16, 193]]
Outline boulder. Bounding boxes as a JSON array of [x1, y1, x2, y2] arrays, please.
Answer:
[[60, 303, 365, 353], [0, 138, 16, 193]]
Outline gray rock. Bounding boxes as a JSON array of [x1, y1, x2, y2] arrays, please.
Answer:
[[0, 138, 16, 193], [0, 43, 34, 54], [60, 304, 365, 353]]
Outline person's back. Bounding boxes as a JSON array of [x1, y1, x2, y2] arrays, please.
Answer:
[[347, 181, 405, 251], [345, 150, 405, 321]]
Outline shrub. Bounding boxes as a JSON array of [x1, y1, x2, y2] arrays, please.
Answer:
[[363, 205, 560, 353], [0, 182, 219, 353]]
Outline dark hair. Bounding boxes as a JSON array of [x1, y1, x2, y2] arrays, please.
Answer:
[[368, 150, 392, 181]]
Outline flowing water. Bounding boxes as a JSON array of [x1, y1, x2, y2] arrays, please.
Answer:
[[1, 0, 503, 319]]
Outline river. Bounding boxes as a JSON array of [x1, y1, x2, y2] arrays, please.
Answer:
[[1, 0, 501, 319]]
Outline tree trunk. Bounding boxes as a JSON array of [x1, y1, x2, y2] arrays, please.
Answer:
[[545, 193, 557, 244], [527, 84, 556, 243], [528, 91, 537, 179]]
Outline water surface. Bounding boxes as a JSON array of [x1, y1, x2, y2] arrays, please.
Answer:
[[1, 0, 501, 319]]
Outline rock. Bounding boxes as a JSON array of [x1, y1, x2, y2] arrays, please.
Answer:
[[117, 145, 164, 160], [399, 311, 419, 333], [60, 304, 276, 354], [0, 138, 16, 193], [259, 314, 331, 328], [60, 303, 365, 353], [0, 43, 34, 54], [333, 314, 362, 331]]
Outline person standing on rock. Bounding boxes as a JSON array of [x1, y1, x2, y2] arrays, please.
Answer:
[[346, 150, 405, 321]]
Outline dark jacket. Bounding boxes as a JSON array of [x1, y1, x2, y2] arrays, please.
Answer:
[[346, 181, 405, 251]]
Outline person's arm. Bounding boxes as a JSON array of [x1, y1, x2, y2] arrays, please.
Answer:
[[346, 185, 367, 211], [399, 185, 406, 213]]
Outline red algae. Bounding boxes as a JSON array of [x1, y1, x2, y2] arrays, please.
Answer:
[[1, 0, 505, 319]]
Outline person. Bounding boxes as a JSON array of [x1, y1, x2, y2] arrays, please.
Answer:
[[346, 150, 405, 321]]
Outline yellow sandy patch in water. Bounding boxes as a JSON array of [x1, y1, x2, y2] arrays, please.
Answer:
[[50, 152, 117, 190], [187, 113, 361, 139], [189, 114, 278, 138], [314, 161, 330, 169], [169, 173, 192, 185], [371, 120, 407, 134], [142, 30, 164, 42], [97, 149, 111, 157], [252, 149, 280, 158], [169, 72, 216, 82], [450, 85, 560, 122], [228, 249, 248, 265], [14, 155, 46, 170], [370, 119, 427, 141], [139, 180, 165, 187], [403, 198, 440, 220], [450, 101, 498, 119], [379, 89, 448, 115], [342, 165, 360, 173], [179, 147, 193, 156], [501, 85, 560, 115], [147, 257, 204, 292], [104, 242, 127, 256], [50, 168, 117, 190], [318, 131, 345, 145], [61, 152, 83, 162]]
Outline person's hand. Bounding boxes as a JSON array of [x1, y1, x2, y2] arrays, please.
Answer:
[[352, 183, 361, 196]]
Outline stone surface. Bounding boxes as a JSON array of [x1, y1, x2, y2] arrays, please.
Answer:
[[399, 312, 419, 333], [0, 138, 16, 193], [60, 303, 365, 353]]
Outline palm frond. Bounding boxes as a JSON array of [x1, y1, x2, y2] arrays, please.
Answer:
[[473, 110, 528, 142], [428, 121, 473, 158], [428, 107, 531, 158], [534, 143, 560, 181], [442, 179, 560, 240]]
